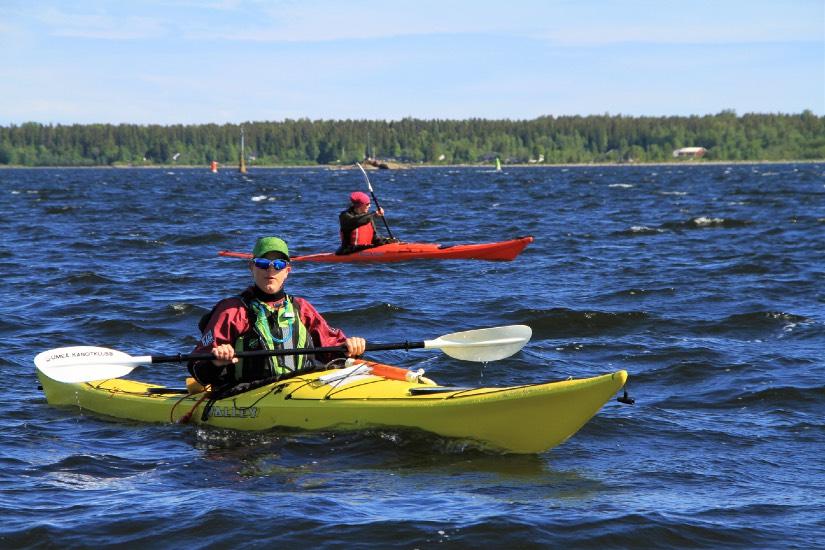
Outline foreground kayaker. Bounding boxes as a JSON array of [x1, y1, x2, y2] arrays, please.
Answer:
[[337, 191, 396, 255], [188, 236, 366, 387]]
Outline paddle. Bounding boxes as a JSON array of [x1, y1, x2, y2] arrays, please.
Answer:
[[356, 162, 395, 240], [34, 325, 532, 383]]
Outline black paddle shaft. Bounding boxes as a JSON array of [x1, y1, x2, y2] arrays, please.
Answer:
[[368, 189, 395, 240], [358, 163, 395, 240], [150, 340, 426, 364]]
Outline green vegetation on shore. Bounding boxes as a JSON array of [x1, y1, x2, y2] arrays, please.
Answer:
[[0, 111, 822, 167]]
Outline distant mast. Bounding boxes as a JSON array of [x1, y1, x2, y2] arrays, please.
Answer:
[[239, 127, 247, 174], [495, 157, 502, 171]]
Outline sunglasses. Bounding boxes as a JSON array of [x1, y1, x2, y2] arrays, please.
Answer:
[[252, 258, 289, 271]]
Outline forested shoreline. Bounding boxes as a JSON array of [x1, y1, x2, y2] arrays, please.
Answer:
[[1, 111, 822, 167]]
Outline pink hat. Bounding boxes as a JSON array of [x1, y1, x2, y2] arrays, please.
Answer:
[[350, 191, 370, 205]]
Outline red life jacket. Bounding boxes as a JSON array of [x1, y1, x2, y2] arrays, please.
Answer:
[[348, 219, 375, 246]]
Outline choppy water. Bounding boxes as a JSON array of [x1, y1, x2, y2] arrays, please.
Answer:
[[1, 164, 823, 548]]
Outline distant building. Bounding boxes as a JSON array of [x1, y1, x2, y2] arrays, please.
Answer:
[[673, 147, 707, 159]]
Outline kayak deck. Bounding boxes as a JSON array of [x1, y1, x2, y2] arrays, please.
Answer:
[[218, 236, 533, 263], [36, 360, 626, 454]]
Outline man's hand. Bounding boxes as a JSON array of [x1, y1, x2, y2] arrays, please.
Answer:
[[211, 343, 238, 366], [345, 337, 366, 357]]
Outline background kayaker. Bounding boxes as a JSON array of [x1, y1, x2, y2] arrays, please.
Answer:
[[336, 191, 396, 254], [188, 236, 367, 387]]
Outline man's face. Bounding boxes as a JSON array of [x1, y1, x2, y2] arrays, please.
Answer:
[[249, 252, 291, 295]]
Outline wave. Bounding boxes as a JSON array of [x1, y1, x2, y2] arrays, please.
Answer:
[[667, 311, 817, 340], [616, 343, 723, 365], [712, 385, 825, 409], [62, 272, 118, 286], [628, 360, 770, 398], [37, 453, 159, 479], [616, 225, 666, 236], [98, 236, 168, 250], [616, 216, 752, 236], [165, 302, 201, 316], [661, 216, 751, 230], [43, 205, 75, 214], [85, 318, 177, 338], [158, 231, 228, 246], [716, 261, 772, 275], [330, 302, 408, 317], [717, 311, 813, 332], [323, 302, 410, 328], [515, 307, 652, 338], [725, 310, 810, 323], [594, 286, 676, 300], [513, 307, 816, 343]]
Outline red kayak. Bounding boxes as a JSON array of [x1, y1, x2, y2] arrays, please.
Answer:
[[219, 236, 533, 263]]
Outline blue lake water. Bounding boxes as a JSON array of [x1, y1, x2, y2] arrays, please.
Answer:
[[1, 164, 823, 547]]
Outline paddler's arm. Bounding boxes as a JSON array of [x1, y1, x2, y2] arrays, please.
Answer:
[[188, 298, 247, 383], [340, 209, 380, 233]]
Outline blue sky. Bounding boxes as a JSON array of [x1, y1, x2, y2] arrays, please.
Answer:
[[0, 0, 822, 124]]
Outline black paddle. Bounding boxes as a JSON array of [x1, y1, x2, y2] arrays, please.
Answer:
[[356, 162, 395, 240]]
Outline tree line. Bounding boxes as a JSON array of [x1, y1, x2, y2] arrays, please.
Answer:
[[0, 111, 822, 167]]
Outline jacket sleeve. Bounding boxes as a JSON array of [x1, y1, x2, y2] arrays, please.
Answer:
[[187, 297, 249, 384], [293, 296, 349, 364]]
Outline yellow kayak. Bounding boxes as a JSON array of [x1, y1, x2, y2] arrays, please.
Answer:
[[36, 360, 627, 454]]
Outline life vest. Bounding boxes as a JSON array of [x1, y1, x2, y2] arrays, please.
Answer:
[[347, 217, 376, 246], [231, 292, 314, 383]]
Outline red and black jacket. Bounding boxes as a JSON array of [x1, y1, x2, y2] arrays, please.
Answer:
[[338, 207, 382, 252], [188, 286, 348, 386]]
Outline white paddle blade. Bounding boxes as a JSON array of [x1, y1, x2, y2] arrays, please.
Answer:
[[425, 324, 532, 362], [34, 346, 142, 383], [356, 162, 375, 192]]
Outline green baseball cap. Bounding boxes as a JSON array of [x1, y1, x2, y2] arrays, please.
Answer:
[[252, 236, 290, 260]]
